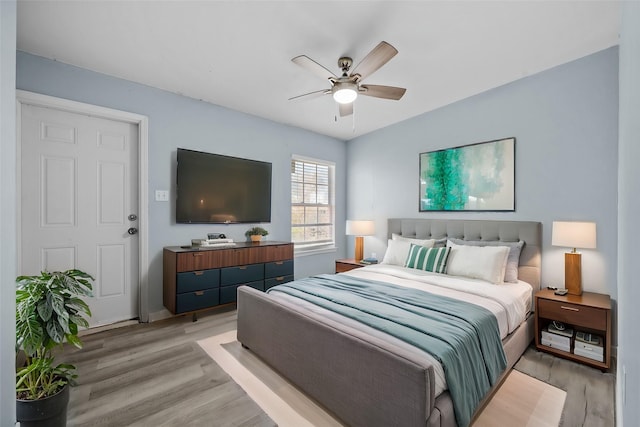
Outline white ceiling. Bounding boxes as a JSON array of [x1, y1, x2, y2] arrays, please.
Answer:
[[17, 1, 620, 141]]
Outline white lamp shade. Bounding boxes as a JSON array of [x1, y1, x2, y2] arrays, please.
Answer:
[[552, 221, 597, 249], [346, 220, 375, 236]]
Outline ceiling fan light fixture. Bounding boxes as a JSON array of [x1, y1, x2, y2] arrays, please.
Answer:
[[290, 41, 404, 115], [332, 82, 358, 104]]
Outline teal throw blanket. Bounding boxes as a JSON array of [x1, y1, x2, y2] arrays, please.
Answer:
[[268, 274, 507, 427]]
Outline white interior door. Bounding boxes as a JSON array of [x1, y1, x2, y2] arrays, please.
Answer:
[[20, 103, 139, 327]]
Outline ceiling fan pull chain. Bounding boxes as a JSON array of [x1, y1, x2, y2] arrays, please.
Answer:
[[352, 104, 356, 133]]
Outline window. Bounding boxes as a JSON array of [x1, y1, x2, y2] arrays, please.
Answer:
[[291, 156, 335, 253]]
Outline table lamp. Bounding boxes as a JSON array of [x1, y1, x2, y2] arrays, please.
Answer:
[[346, 220, 375, 263], [551, 221, 597, 295]]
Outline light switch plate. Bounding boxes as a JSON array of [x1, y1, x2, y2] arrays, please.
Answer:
[[155, 190, 169, 202]]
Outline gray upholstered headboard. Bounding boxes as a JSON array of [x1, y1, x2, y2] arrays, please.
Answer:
[[388, 218, 542, 291]]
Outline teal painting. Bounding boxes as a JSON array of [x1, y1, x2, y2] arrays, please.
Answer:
[[419, 138, 515, 211]]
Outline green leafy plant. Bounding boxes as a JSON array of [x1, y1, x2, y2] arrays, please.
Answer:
[[245, 226, 269, 237], [16, 269, 93, 400]]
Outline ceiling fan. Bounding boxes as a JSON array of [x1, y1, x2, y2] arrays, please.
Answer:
[[289, 41, 406, 117]]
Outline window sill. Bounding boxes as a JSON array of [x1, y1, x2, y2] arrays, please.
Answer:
[[294, 246, 337, 258]]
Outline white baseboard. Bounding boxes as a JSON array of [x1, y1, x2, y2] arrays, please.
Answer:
[[79, 319, 139, 336]]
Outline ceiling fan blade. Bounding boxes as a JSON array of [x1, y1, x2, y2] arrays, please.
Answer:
[[292, 55, 337, 81], [288, 89, 330, 101], [351, 41, 398, 81], [339, 102, 353, 117], [359, 85, 406, 100]]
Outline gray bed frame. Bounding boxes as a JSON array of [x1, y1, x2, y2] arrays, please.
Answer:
[[237, 219, 542, 427]]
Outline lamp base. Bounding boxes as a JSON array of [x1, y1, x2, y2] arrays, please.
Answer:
[[565, 252, 582, 295], [354, 236, 364, 263]]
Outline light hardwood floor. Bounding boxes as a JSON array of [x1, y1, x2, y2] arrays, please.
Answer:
[[59, 306, 615, 426]]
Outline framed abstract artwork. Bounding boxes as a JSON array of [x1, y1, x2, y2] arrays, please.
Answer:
[[419, 137, 515, 211]]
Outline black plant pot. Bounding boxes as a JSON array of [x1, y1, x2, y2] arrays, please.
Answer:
[[16, 384, 70, 427]]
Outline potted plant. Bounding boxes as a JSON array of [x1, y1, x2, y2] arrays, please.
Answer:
[[15, 269, 94, 427], [245, 226, 269, 242]]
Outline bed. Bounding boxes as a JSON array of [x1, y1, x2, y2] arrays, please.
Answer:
[[237, 218, 542, 427]]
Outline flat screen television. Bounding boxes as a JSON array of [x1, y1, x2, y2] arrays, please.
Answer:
[[176, 148, 272, 224]]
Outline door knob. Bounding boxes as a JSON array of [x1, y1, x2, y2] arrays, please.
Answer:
[[127, 227, 138, 235]]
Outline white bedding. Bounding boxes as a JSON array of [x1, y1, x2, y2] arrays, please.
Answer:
[[268, 264, 533, 396], [346, 264, 532, 337]]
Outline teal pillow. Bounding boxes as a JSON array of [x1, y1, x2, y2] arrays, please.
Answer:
[[405, 244, 450, 274]]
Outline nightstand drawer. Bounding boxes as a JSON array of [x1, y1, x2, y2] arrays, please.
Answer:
[[335, 260, 363, 273], [538, 298, 607, 330]]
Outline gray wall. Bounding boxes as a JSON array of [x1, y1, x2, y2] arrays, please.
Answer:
[[16, 52, 348, 320], [617, 2, 640, 425], [0, 1, 16, 424], [346, 47, 619, 301]]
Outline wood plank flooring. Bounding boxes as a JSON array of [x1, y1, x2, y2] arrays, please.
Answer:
[[58, 307, 615, 426], [58, 307, 274, 427]]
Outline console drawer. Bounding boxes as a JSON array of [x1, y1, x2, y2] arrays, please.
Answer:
[[221, 264, 263, 285], [176, 269, 220, 293], [538, 298, 607, 330], [265, 275, 294, 291], [176, 288, 220, 313], [265, 260, 293, 278], [175, 250, 226, 272], [220, 281, 264, 304]]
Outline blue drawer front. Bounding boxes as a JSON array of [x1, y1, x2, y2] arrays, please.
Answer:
[[177, 269, 220, 293], [220, 281, 264, 304], [265, 260, 294, 278], [176, 288, 219, 313], [220, 264, 263, 285], [265, 275, 294, 291]]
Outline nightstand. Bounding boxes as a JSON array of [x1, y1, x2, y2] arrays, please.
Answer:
[[534, 289, 611, 370], [335, 258, 365, 273]]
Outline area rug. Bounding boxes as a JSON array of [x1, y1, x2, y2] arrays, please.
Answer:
[[514, 347, 616, 427], [198, 331, 566, 427], [473, 369, 566, 427]]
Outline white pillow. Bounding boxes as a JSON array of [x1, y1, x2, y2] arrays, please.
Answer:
[[445, 242, 510, 285], [381, 239, 413, 266], [447, 238, 524, 283], [382, 237, 436, 266], [391, 233, 436, 248]]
